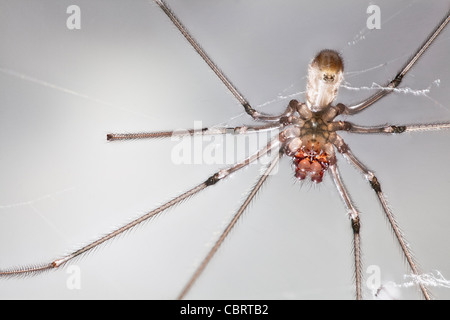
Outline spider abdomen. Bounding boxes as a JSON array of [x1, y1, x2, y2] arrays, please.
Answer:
[[306, 49, 344, 112]]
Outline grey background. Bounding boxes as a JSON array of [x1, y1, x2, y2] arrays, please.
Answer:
[[0, 0, 449, 299]]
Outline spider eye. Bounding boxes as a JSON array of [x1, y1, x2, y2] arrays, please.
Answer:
[[323, 74, 335, 82]]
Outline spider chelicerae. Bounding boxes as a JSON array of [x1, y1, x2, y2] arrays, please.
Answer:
[[0, 0, 450, 300]]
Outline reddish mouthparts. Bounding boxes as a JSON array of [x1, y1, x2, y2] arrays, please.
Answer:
[[293, 149, 330, 183]]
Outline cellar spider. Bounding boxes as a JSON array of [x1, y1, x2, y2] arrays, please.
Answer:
[[1, 0, 450, 299]]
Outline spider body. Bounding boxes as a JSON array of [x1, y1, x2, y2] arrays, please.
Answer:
[[278, 50, 345, 182]]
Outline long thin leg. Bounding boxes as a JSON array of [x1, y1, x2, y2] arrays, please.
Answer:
[[344, 11, 450, 115], [106, 123, 281, 141], [0, 137, 280, 278], [330, 121, 450, 134], [329, 164, 363, 300], [332, 134, 431, 300], [177, 152, 282, 300], [153, 0, 289, 121]]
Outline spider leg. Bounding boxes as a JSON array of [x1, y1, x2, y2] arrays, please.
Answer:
[[0, 137, 280, 278], [177, 152, 282, 300], [343, 11, 449, 115], [329, 163, 363, 300], [330, 121, 450, 134], [106, 123, 281, 141], [332, 134, 431, 300], [153, 0, 290, 122]]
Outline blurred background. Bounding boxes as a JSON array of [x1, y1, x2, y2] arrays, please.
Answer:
[[0, 0, 449, 299]]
